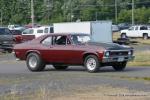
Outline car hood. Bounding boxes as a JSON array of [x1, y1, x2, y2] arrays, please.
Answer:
[[121, 29, 128, 32], [87, 42, 132, 50]]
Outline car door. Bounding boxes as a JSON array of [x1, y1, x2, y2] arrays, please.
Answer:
[[0, 28, 13, 46], [40, 35, 73, 64], [126, 26, 135, 37], [50, 35, 73, 63]]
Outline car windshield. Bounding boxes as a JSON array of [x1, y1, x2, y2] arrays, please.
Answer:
[[11, 30, 22, 35], [0, 28, 12, 35], [71, 34, 91, 44]]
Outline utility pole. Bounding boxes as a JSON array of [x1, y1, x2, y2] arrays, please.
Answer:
[[115, 0, 118, 24], [132, 0, 134, 25], [0, 10, 2, 26], [70, 0, 73, 22], [95, 12, 98, 21], [31, 0, 34, 27]]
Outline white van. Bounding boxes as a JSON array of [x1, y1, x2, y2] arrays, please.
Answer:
[[35, 26, 53, 38], [22, 26, 53, 42]]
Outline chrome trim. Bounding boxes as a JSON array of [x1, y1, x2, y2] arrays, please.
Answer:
[[102, 55, 135, 63], [103, 49, 134, 57], [104, 49, 133, 52]]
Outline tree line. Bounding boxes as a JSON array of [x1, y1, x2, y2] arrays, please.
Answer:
[[0, 0, 150, 25]]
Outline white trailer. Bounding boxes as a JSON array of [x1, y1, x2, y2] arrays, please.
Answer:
[[54, 21, 112, 43]]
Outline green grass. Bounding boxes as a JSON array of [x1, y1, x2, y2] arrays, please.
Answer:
[[128, 50, 150, 66], [0, 85, 149, 100]]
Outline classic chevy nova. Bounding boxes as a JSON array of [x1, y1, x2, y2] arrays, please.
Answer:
[[13, 33, 134, 73]]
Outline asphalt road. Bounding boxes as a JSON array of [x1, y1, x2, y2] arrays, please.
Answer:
[[0, 54, 150, 96]]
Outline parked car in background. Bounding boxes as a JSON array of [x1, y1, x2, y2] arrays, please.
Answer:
[[13, 33, 134, 73], [34, 26, 53, 38], [21, 26, 54, 42], [118, 23, 131, 30], [112, 25, 120, 32], [22, 28, 35, 42], [121, 25, 150, 39], [8, 24, 25, 31], [11, 30, 23, 43], [0, 27, 14, 52]]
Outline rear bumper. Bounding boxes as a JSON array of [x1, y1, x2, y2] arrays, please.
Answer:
[[12, 51, 20, 61], [102, 55, 134, 63]]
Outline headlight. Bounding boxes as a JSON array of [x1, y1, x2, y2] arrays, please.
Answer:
[[128, 50, 132, 55], [105, 51, 110, 57]]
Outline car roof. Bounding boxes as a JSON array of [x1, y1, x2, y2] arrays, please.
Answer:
[[33, 33, 90, 42], [132, 25, 147, 27], [45, 33, 89, 36]]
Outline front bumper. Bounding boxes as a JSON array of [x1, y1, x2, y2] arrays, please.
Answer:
[[102, 55, 135, 63]]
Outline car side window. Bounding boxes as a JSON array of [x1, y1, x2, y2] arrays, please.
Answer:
[[52, 36, 68, 45], [50, 27, 54, 33], [0, 28, 12, 35], [37, 29, 43, 33], [129, 27, 134, 30], [135, 27, 138, 30], [23, 29, 33, 34], [42, 36, 52, 46], [140, 26, 147, 30], [44, 28, 49, 33], [29, 29, 34, 34]]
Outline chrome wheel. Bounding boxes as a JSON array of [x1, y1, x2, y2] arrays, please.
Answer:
[[29, 56, 38, 69], [27, 53, 45, 72], [86, 58, 97, 71]]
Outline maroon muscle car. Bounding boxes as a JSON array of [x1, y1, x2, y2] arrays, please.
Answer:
[[13, 33, 134, 73]]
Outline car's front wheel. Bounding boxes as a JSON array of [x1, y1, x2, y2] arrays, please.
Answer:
[[112, 62, 127, 71], [84, 55, 100, 73], [53, 65, 68, 70], [26, 53, 45, 72], [121, 33, 127, 38]]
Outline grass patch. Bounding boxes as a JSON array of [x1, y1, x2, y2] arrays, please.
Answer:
[[128, 50, 150, 66], [113, 32, 120, 41], [0, 85, 149, 100], [119, 76, 150, 82]]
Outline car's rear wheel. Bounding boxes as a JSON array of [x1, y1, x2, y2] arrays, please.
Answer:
[[53, 65, 68, 70], [84, 55, 100, 73], [26, 53, 45, 72], [143, 34, 148, 40], [112, 62, 127, 71]]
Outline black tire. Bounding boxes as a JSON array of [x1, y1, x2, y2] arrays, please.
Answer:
[[112, 62, 127, 71], [53, 65, 68, 70], [121, 33, 127, 38], [84, 55, 100, 73], [26, 53, 45, 72], [143, 34, 148, 40]]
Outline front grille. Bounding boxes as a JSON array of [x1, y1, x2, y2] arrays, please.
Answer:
[[110, 51, 128, 56]]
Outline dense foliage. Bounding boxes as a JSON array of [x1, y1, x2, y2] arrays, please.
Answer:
[[0, 0, 149, 25]]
